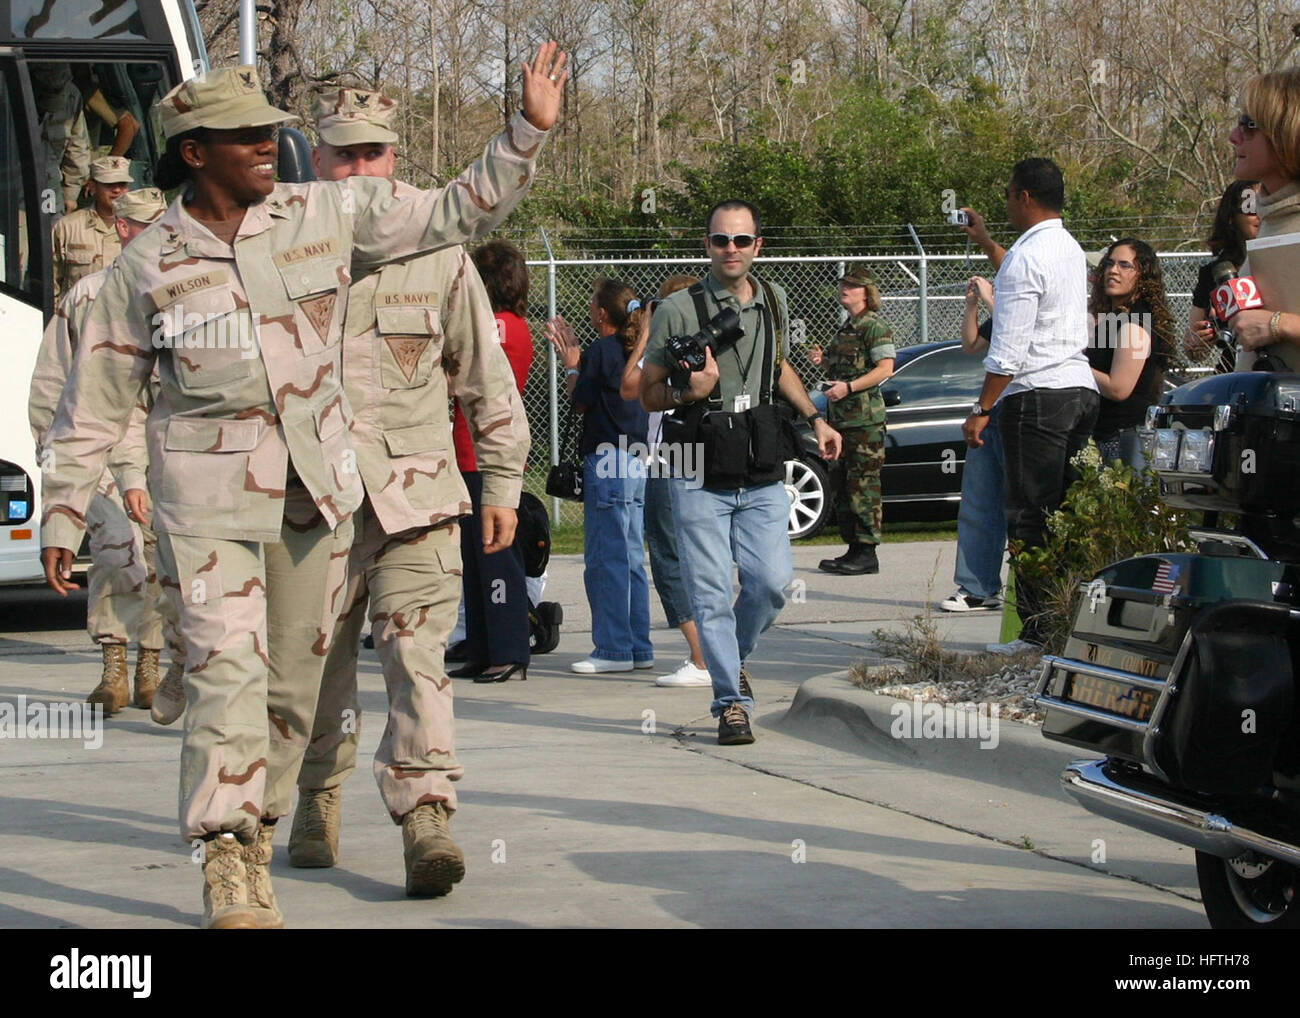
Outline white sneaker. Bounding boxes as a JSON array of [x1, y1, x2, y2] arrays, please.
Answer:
[[655, 659, 711, 687], [571, 657, 637, 674], [985, 638, 1042, 656], [940, 590, 1003, 613]]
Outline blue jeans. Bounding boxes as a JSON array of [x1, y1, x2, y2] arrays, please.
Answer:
[[953, 405, 1006, 599], [669, 478, 793, 716], [583, 451, 652, 662], [644, 475, 693, 629]]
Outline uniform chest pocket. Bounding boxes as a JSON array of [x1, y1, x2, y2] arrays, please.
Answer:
[[375, 304, 441, 390], [63, 244, 98, 267], [277, 256, 347, 354], [156, 285, 255, 395]]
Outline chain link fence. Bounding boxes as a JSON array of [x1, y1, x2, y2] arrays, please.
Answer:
[[512, 246, 1210, 522]]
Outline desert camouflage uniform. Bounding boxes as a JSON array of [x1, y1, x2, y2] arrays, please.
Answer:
[[824, 310, 895, 546], [51, 208, 122, 307], [29, 270, 164, 653], [296, 222, 528, 820], [34, 72, 91, 214], [40, 116, 548, 841]]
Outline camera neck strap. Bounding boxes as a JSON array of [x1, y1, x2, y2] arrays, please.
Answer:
[[687, 279, 779, 407]]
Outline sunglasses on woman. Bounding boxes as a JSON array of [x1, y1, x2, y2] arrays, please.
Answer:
[[1237, 113, 1258, 133]]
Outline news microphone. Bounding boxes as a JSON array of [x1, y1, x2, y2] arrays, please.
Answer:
[[1209, 262, 1264, 321], [1207, 261, 1239, 354]]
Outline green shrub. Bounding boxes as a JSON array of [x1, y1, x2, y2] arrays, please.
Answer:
[[1011, 442, 1193, 653]]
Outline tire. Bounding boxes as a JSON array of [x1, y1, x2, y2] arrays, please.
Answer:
[[1195, 849, 1300, 928], [784, 457, 831, 541]]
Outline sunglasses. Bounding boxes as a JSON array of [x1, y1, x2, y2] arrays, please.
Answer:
[[708, 232, 758, 249], [1237, 113, 1258, 133], [1099, 258, 1137, 271]]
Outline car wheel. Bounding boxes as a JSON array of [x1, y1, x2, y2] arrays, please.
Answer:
[[1195, 850, 1300, 928], [784, 458, 831, 540]]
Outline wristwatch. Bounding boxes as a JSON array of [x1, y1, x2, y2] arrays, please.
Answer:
[[805, 411, 824, 425], [671, 387, 690, 407], [970, 401, 991, 417]]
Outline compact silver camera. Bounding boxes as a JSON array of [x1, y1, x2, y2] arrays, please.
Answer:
[[946, 210, 970, 227]]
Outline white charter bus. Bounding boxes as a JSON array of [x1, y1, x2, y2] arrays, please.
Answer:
[[0, 0, 206, 582]]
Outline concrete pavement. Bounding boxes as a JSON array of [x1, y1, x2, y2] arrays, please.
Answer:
[[0, 539, 1206, 927]]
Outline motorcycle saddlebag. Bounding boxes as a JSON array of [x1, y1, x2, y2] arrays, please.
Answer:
[[1154, 603, 1295, 795]]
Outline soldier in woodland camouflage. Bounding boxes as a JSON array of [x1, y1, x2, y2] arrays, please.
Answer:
[[29, 187, 173, 715], [38, 53, 565, 929], [816, 265, 895, 576], [286, 90, 530, 897]]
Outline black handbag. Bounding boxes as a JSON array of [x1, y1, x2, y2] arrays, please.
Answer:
[[545, 406, 584, 502]]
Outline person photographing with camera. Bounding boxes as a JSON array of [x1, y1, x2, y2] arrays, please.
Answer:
[[640, 199, 840, 745]]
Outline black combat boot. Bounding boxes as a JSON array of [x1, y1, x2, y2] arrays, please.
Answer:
[[835, 543, 879, 575], [818, 543, 860, 573]]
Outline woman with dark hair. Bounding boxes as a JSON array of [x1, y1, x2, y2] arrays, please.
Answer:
[[1087, 238, 1175, 469], [36, 56, 565, 928], [448, 241, 533, 682], [545, 278, 653, 674], [1185, 179, 1259, 369]]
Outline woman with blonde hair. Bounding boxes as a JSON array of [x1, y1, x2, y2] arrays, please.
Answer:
[[1227, 68, 1300, 368]]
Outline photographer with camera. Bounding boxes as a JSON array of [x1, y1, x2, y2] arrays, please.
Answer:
[[640, 199, 841, 745]]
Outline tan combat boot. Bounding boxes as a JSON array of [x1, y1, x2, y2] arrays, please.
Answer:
[[132, 647, 160, 708], [288, 786, 341, 868], [243, 821, 284, 929], [87, 643, 130, 715], [200, 832, 258, 929], [401, 802, 465, 897], [150, 660, 185, 725]]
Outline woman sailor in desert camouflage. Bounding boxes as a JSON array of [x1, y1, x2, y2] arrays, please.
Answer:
[[38, 52, 566, 929]]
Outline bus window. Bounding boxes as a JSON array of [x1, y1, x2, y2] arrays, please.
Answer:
[[0, 67, 38, 301], [12, 0, 148, 40]]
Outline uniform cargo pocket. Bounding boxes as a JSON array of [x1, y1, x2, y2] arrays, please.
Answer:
[[156, 286, 255, 394], [375, 305, 440, 389], [382, 424, 443, 457], [276, 255, 345, 352], [159, 418, 255, 508]]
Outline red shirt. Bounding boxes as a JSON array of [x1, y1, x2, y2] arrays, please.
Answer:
[[453, 310, 533, 472]]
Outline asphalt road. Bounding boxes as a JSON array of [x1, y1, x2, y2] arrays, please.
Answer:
[[0, 540, 1206, 928]]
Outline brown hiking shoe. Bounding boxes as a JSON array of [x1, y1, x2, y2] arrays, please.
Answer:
[[401, 802, 465, 897], [150, 660, 185, 726], [243, 821, 284, 929], [88, 643, 130, 715], [200, 832, 258, 930], [132, 648, 160, 708], [288, 786, 341, 868]]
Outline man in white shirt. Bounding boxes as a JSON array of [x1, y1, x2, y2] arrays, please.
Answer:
[[959, 158, 1099, 650]]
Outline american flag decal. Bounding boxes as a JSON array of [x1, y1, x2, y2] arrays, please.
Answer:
[[1151, 560, 1179, 595]]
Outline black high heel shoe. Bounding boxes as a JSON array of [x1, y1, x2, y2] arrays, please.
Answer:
[[473, 662, 527, 684], [448, 662, 488, 679]]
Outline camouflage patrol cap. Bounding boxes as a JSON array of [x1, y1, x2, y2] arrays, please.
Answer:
[[838, 263, 875, 288], [311, 88, 399, 147], [157, 65, 299, 139], [90, 155, 133, 184], [112, 187, 167, 223]]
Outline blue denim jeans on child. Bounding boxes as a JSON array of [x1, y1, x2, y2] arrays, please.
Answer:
[[583, 449, 653, 663], [669, 478, 793, 716], [953, 404, 1006, 600]]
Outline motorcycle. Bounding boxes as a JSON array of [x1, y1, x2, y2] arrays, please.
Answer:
[[1031, 371, 1300, 928]]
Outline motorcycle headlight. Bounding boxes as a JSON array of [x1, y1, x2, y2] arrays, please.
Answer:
[[1177, 429, 1215, 473], [1152, 429, 1180, 470]]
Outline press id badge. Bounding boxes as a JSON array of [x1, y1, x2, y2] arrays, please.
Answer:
[[733, 394, 751, 412]]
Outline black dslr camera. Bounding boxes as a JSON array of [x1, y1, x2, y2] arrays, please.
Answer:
[[665, 308, 744, 385]]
